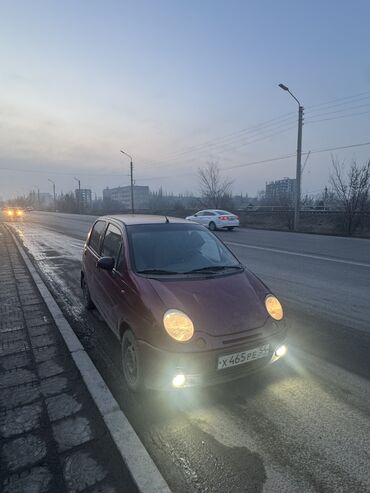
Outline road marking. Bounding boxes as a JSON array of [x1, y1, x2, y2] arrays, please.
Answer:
[[225, 241, 370, 268], [7, 226, 171, 493]]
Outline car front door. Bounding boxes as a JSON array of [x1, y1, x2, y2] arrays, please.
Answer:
[[99, 223, 141, 338], [83, 219, 107, 306], [194, 211, 207, 225], [94, 222, 124, 330]]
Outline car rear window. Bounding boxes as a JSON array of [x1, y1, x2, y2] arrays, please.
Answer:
[[89, 220, 106, 253]]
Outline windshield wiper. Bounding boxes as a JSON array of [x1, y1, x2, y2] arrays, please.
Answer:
[[137, 268, 180, 275], [184, 265, 243, 274]]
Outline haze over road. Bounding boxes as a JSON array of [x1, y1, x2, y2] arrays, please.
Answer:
[[5, 211, 370, 492]]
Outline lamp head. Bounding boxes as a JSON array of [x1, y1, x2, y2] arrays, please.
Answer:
[[278, 83, 289, 91]]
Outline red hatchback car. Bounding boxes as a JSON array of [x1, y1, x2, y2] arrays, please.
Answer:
[[81, 215, 287, 391]]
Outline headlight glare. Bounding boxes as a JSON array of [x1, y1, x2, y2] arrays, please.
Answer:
[[163, 309, 194, 342], [265, 295, 284, 321]]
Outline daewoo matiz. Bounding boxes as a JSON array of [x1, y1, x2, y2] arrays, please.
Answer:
[[81, 215, 287, 391]]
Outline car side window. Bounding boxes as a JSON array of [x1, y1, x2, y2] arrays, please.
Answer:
[[101, 224, 122, 261], [89, 220, 106, 253], [115, 243, 125, 272]]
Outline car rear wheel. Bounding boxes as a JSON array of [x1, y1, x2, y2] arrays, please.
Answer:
[[82, 277, 94, 310], [209, 221, 217, 231], [121, 330, 143, 392]]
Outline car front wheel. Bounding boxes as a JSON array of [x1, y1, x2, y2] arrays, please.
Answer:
[[121, 330, 144, 392]]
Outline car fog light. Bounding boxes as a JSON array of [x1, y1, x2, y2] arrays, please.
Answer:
[[172, 374, 186, 388], [275, 345, 287, 358]]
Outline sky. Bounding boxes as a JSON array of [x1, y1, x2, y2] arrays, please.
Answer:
[[1, 0, 370, 200]]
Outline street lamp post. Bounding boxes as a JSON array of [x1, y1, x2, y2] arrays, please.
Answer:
[[74, 177, 81, 213], [278, 83, 304, 231], [120, 150, 135, 214], [48, 179, 56, 212], [34, 186, 40, 209]]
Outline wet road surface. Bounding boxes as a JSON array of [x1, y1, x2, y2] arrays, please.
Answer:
[[4, 212, 370, 492]]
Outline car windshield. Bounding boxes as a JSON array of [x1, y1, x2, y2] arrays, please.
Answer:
[[126, 223, 241, 275]]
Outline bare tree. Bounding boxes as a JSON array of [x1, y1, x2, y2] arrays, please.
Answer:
[[198, 162, 233, 209], [330, 157, 370, 235]]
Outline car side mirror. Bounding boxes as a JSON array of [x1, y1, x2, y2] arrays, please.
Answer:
[[97, 257, 115, 271]]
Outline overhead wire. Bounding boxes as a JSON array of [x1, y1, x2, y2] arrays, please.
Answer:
[[221, 141, 370, 171], [305, 109, 370, 125], [140, 90, 370, 170], [140, 112, 297, 168]]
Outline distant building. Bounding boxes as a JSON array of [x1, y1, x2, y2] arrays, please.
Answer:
[[38, 192, 53, 206], [75, 188, 92, 211], [103, 185, 150, 209], [265, 177, 296, 204]]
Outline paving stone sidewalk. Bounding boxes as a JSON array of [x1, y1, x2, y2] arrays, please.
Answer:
[[0, 224, 137, 493]]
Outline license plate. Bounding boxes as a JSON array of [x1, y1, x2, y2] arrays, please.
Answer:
[[217, 344, 270, 370]]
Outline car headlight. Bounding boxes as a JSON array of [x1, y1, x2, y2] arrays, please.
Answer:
[[163, 309, 194, 342], [265, 295, 284, 321], [7, 210, 13, 216], [16, 210, 23, 216]]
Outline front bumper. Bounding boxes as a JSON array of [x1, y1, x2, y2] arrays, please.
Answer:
[[138, 330, 286, 390]]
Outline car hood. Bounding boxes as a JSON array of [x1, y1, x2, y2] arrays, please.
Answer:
[[146, 270, 269, 337]]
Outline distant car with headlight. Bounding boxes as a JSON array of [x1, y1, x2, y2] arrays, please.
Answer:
[[3, 207, 25, 219], [186, 209, 240, 231], [81, 215, 287, 391]]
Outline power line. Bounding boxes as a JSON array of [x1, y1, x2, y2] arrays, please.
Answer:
[[221, 141, 370, 171], [162, 121, 298, 167], [140, 112, 297, 169], [140, 89, 370, 170], [0, 166, 131, 177], [305, 89, 370, 110], [305, 95, 370, 116], [305, 109, 370, 125], [309, 141, 370, 155], [138, 119, 298, 172], [305, 102, 370, 120]]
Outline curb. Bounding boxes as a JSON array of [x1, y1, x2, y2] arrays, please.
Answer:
[[6, 225, 171, 493]]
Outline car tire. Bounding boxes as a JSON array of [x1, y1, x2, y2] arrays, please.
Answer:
[[82, 277, 94, 310], [121, 330, 144, 392], [227, 227, 234, 231], [209, 221, 217, 231]]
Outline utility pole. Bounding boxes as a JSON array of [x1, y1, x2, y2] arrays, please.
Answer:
[[74, 177, 81, 213], [120, 150, 135, 214], [295, 105, 303, 230], [48, 179, 56, 212], [279, 83, 304, 231]]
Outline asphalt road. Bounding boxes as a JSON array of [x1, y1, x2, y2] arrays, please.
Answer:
[[4, 211, 370, 493]]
